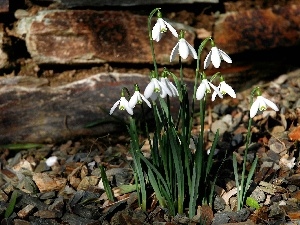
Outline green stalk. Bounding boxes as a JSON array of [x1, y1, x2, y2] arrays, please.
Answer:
[[128, 118, 147, 211], [148, 8, 161, 75]]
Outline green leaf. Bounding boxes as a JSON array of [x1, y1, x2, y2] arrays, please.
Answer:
[[0, 143, 44, 150], [5, 191, 18, 218], [99, 165, 114, 201], [246, 197, 260, 209], [117, 184, 137, 194]]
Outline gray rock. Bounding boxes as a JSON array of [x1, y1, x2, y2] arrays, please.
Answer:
[[211, 212, 230, 225], [213, 195, 226, 211], [62, 213, 100, 225], [250, 187, 266, 203], [211, 119, 229, 136]]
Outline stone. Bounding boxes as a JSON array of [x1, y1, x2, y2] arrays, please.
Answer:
[[214, 4, 300, 54], [17, 204, 35, 219], [32, 173, 67, 193], [14, 10, 195, 65]]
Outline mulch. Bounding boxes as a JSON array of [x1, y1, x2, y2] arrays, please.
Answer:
[[1, 69, 300, 224]]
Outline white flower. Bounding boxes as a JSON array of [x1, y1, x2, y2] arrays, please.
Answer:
[[196, 79, 222, 101], [212, 81, 236, 101], [144, 78, 172, 100], [204, 46, 232, 69], [46, 156, 58, 167], [250, 96, 279, 118], [170, 38, 197, 62], [129, 91, 152, 108], [152, 18, 178, 42], [160, 77, 179, 97], [110, 96, 133, 115]]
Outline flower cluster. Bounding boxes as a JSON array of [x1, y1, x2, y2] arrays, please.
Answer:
[[110, 9, 279, 118]]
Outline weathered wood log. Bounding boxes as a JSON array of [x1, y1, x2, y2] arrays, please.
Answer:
[[214, 4, 300, 54], [0, 24, 8, 69], [0, 62, 287, 144], [56, 0, 218, 7], [14, 10, 195, 65], [0, 73, 151, 144]]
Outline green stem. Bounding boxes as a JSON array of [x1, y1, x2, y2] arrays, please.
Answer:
[[148, 8, 161, 76]]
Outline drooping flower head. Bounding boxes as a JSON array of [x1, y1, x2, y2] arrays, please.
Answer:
[[159, 69, 179, 97], [250, 87, 279, 118], [129, 84, 152, 108], [170, 30, 197, 62], [144, 71, 172, 101], [212, 76, 236, 101], [152, 10, 178, 42], [204, 39, 232, 69], [110, 88, 133, 115], [196, 72, 222, 101]]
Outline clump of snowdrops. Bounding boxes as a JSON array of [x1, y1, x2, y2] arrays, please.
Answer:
[[109, 8, 279, 218]]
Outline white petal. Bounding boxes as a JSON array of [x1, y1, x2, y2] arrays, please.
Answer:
[[141, 94, 152, 108], [158, 18, 166, 31], [211, 47, 221, 68], [144, 81, 155, 99], [125, 104, 133, 115], [164, 21, 178, 38], [170, 42, 179, 62], [203, 79, 211, 91], [160, 82, 172, 98], [152, 22, 161, 42], [204, 51, 212, 69], [212, 90, 218, 101], [120, 97, 133, 115], [169, 82, 179, 96], [110, 100, 120, 115], [208, 81, 223, 99], [219, 49, 232, 63], [178, 39, 189, 59], [250, 98, 260, 118], [221, 82, 236, 98], [129, 92, 138, 108], [263, 97, 279, 111], [153, 78, 162, 90], [196, 83, 206, 100], [186, 41, 198, 59]]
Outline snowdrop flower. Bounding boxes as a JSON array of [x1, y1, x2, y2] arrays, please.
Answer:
[[159, 70, 179, 97], [144, 72, 172, 100], [204, 40, 232, 69], [160, 77, 179, 97], [170, 30, 197, 62], [250, 95, 279, 118], [152, 10, 178, 42], [129, 84, 152, 108], [110, 89, 133, 115], [212, 76, 236, 101], [46, 156, 58, 167], [196, 74, 222, 101]]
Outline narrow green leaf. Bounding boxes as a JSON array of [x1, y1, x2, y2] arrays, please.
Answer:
[[117, 184, 137, 194], [242, 156, 258, 204], [99, 164, 114, 201], [0, 143, 44, 150], [5, 190, 18, 218]]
